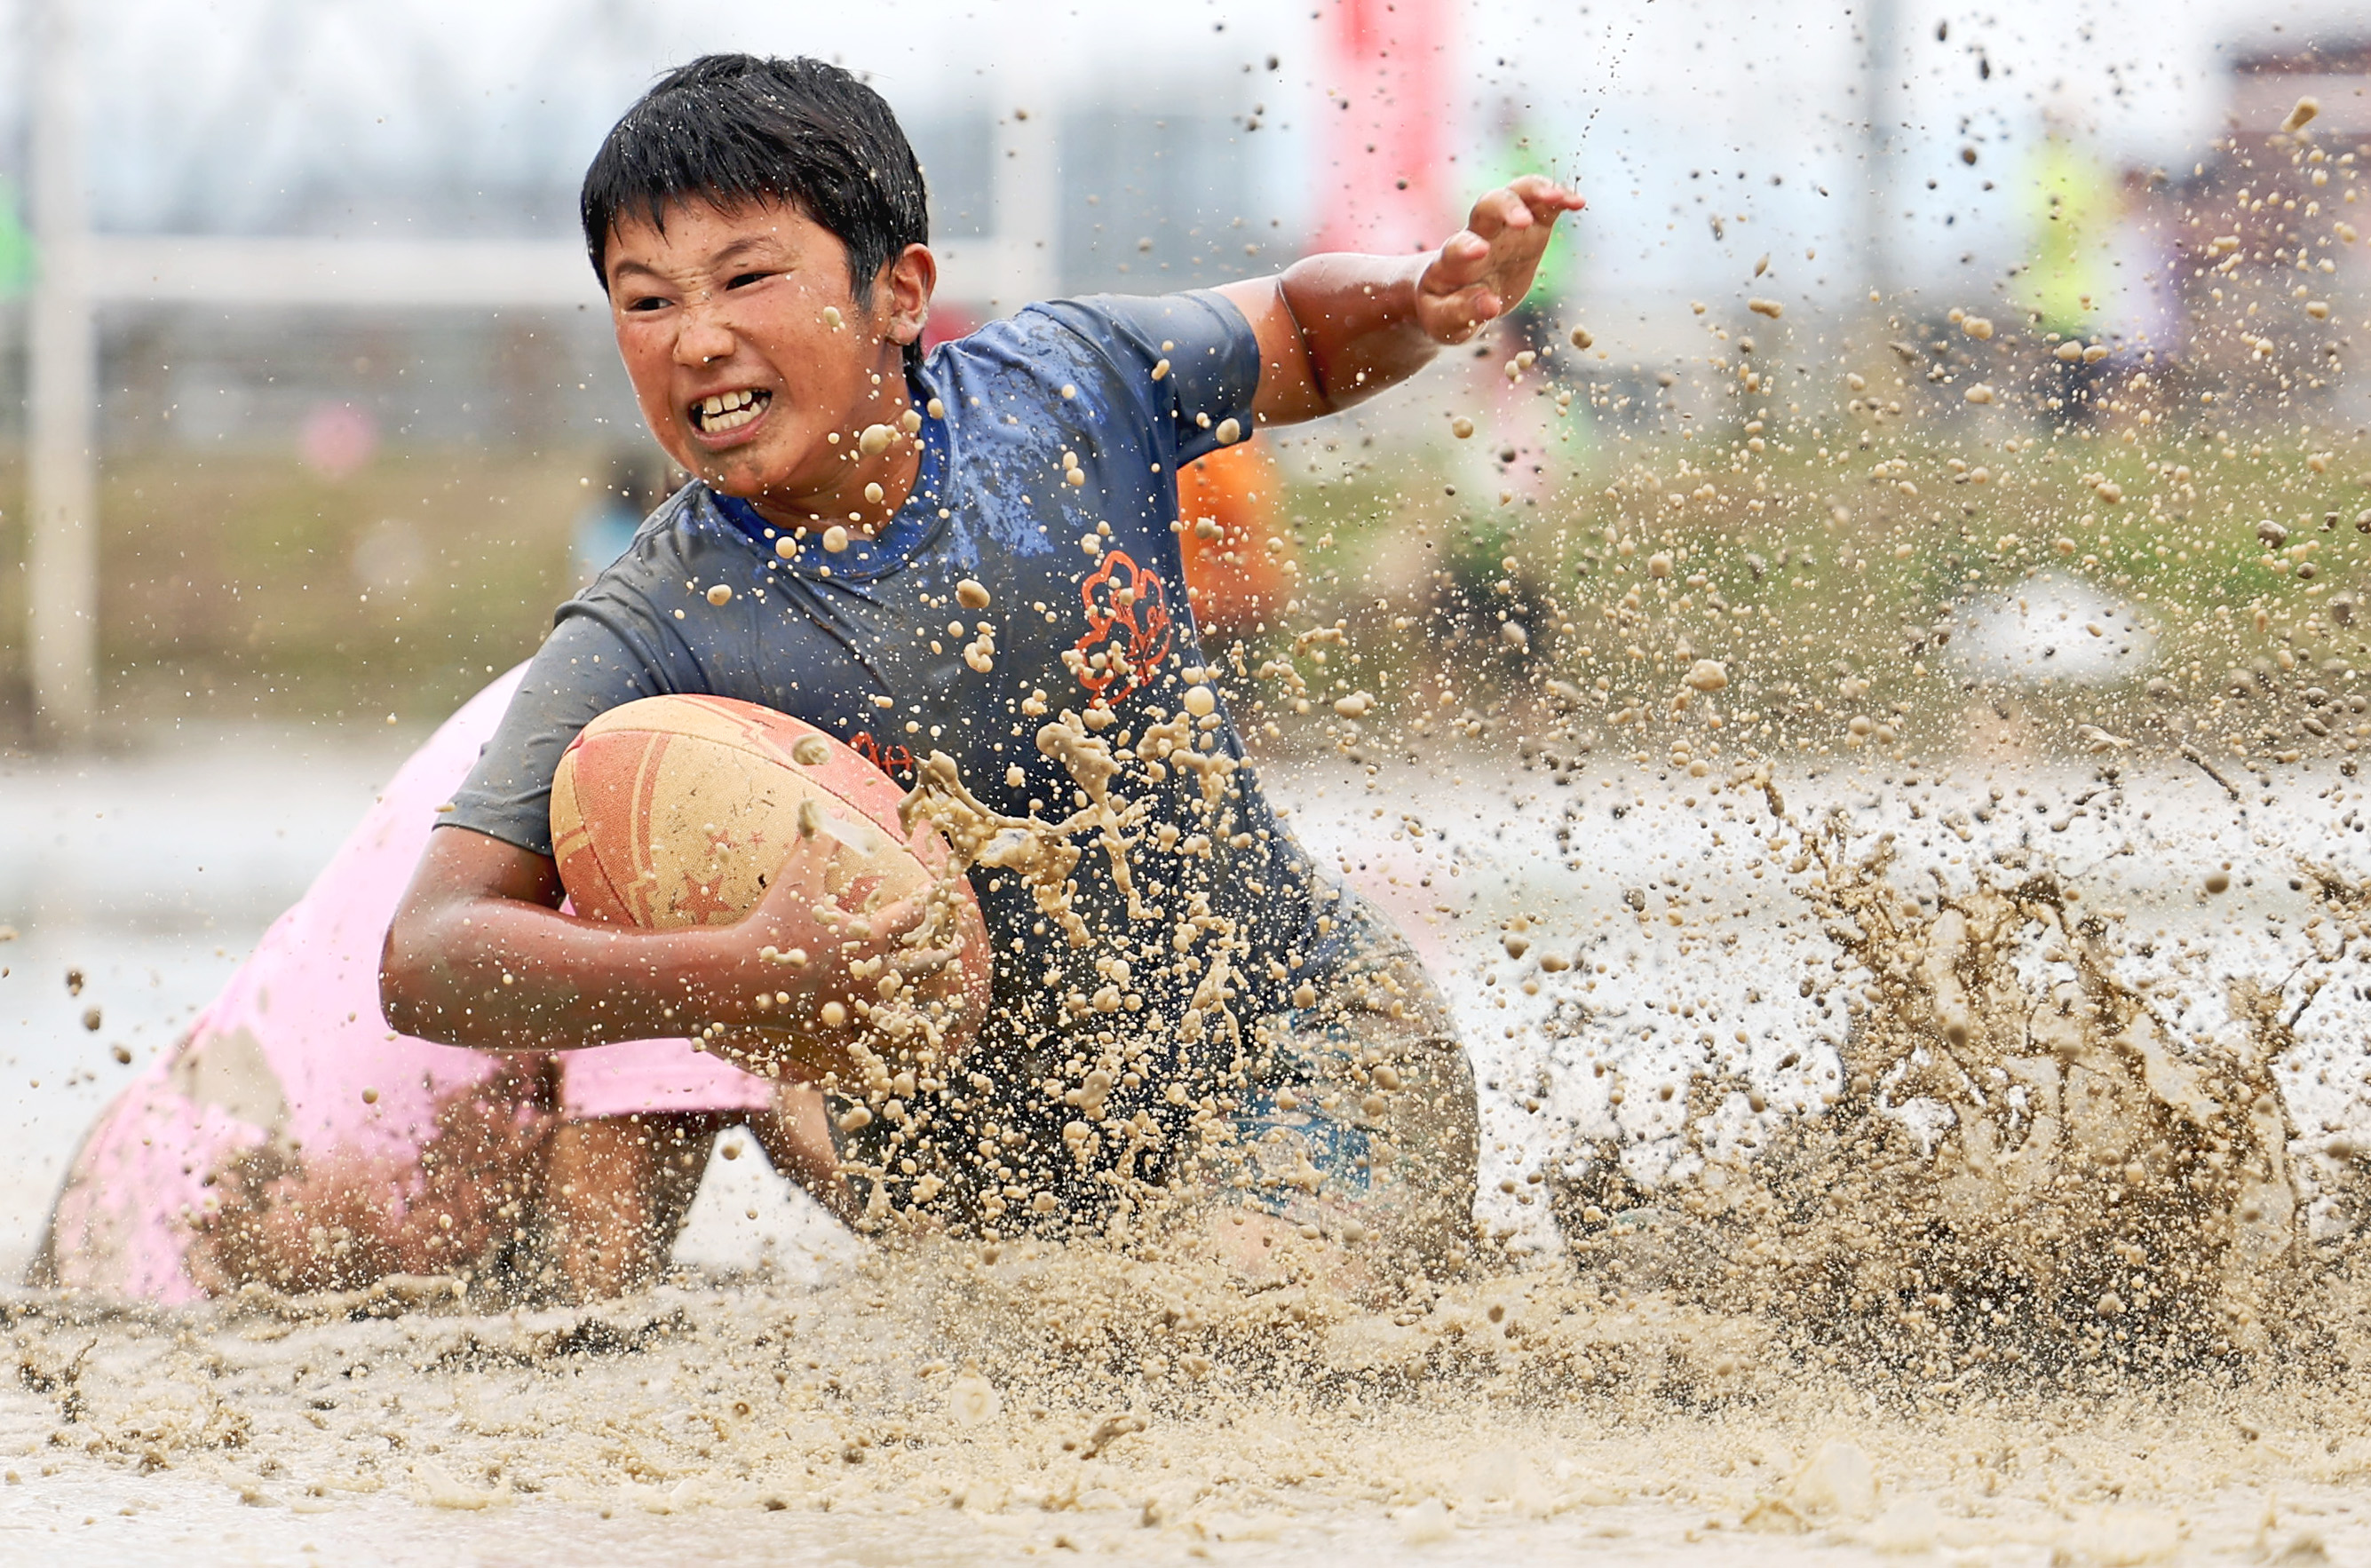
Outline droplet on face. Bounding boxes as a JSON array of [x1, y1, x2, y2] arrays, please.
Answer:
[[864, 482, 885, 505], [822, 306, 843, 329], [859, 424, 896, 457]]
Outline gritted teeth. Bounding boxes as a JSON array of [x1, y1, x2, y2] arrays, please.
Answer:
[[692, 387, 770, 433]]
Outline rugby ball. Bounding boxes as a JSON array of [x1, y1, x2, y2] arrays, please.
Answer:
[[548, 694, 990, 1048]]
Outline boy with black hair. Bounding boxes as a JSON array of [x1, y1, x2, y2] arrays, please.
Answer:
[[382, 52, 1581, 1273]]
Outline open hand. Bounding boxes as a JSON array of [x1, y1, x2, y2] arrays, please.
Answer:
[[1413, 176, 1585, 345]]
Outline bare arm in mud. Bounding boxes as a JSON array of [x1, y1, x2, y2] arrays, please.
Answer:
[[380, 826, 950, 1077], [1216, 175, 1582, 425]]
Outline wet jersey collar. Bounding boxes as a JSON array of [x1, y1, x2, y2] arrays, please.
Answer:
[[706, 388, 951, 584]]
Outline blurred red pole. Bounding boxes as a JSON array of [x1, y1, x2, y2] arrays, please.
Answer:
[[1313, 0, 1455, 256]]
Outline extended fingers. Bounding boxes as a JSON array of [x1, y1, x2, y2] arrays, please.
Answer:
[[1463, 186, 1534, 243], [1422, 229, 1492, 297], [1505, 173, 1585, 218]]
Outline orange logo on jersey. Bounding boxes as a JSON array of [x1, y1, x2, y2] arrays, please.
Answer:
[[848, 731, 916, 780], [1072, 549, 1171, 704]]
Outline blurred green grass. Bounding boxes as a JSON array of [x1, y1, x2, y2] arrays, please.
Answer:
[[1257, 408, 2371, 765], [0, 408, 2365, 769], [0, 446, 597, 737]]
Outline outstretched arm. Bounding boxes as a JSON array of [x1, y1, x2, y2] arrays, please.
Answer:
[[1216, 175, 1583, 426]]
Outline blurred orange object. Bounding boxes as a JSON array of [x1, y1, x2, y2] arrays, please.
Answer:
[[1177, 437, 1292, 635]]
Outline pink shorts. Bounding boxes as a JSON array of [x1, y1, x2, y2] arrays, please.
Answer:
[[38, 669, 771, 1303]]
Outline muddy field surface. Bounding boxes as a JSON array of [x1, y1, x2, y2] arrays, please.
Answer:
[[12, 741, 2371, 1563]]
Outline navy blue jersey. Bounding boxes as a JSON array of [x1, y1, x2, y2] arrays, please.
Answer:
[[445, 291, 1352, 1200]]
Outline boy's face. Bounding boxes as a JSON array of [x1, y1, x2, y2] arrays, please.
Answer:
[[604, 197, 912, 509]]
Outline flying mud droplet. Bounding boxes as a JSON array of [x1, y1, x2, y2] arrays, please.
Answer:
[[823, 526, 851, 554], [1964, 384, 1995, 405], [1451, 416, 1475, 440], [2283, 96, 2320, 133], [706, 584, 734, 606], [948, 1367, 1002, 1425], [1684, 660, 1729, 693], [1747, 297, 1783, 319]]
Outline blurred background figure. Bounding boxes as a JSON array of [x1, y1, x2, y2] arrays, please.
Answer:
[[2017, 103, 2122, 416], [572, 446, 676, 586], [1177, 438, 1293, 640]]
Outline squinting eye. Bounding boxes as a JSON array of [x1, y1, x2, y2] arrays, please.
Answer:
[[623, 296, 670, 313], [726, 272, 772, 290]]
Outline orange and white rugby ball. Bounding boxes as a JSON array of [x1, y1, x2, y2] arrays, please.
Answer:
[[549, 694, 989, 1044]]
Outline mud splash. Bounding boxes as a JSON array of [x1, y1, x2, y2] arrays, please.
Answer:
[[1551, 790, 2367, 1389]]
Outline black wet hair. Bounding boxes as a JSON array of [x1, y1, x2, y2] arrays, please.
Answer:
[[582, 54, 930, 368]]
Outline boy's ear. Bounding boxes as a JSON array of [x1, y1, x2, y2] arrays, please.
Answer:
[[876, 243, 939, 348]]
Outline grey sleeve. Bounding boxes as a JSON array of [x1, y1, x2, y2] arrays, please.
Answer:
[[440, 604, 676, 858]]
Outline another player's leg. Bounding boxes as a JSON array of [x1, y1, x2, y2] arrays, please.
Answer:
[[539, 1113, 719, 1301], [744, 1084, 859, 1224], [1208, 892, 1481, 1290]]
